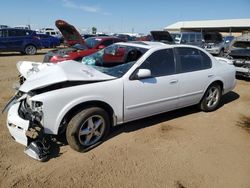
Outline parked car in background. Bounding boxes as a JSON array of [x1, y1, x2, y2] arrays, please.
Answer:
[[228, 34, 250, 78], [203, 32, 225, 56], [113, 34, 135, 41], [223, 35, 235, 52], [81, 34, 95, 40], [0, 25, 9, 29], [14, 25, 31, 30], [0, 28, 41, 55], [172, 32, 203, 47], [4, 42, 236, 161], [43, 36, 124, 63], [38, 34, 60, 48]]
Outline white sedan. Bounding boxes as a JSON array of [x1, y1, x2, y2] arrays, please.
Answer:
[[4, 42, 236, 161]]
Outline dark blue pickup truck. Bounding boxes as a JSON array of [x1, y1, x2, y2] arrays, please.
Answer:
[[0, 28, 41, 55]]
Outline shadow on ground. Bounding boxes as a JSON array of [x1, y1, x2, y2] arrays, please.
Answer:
[[48, 91, 240, 160]]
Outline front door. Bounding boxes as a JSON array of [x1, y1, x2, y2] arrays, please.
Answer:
[[124, 48, 179, 122]]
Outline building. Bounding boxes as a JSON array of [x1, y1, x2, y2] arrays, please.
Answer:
[[164, 18, 250, 36]]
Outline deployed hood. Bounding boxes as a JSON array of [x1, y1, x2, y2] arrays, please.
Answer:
[[55, 20, 86, 46], [19, 61, 115, 93], [203, 32, 223, 43], [17, 61, 53, 79], [150, 31, 174, 44]]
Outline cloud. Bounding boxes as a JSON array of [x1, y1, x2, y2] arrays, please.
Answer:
[[62, 0, 109, 14]]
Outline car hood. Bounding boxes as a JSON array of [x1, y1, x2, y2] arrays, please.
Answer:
[[55, 20, 86, 46], [150, 31, 174, 44], [19, 61, 116, 93]]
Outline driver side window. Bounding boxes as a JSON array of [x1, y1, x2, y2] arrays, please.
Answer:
[[139, 49, 176, 77]]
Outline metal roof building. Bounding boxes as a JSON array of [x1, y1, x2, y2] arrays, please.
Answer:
[[164, 19, 250, 34]]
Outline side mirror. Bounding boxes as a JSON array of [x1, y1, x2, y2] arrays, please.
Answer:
[[98, 45, 105, 49], [136, 69, 152, 79]]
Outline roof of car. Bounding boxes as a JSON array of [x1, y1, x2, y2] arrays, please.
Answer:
[[116, 41, 170, 49], [88, 36, 119, 40]]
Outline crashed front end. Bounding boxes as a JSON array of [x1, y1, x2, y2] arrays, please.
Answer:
[[4, 91, 49, 161], [232, 58, 250, 78], [229, 39, 250, 78]]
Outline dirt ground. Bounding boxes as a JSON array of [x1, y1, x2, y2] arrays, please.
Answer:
[[0, 49, 250, 188]]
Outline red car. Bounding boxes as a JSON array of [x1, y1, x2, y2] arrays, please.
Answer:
[[43, 20, 124, 63]]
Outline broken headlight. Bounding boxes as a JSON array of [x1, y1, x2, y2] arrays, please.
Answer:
[[25, 94, 44, 123], [31, 101, 43, 122]]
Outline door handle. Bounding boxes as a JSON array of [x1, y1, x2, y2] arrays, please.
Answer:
[[169, 79, 178, 84], [208, 74, 214, 78]]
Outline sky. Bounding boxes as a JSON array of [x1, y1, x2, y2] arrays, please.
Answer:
[[0, 0, 250, 34]]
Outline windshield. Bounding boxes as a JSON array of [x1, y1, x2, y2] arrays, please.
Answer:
[[233, 41, 250, 49], [171, 33, 181, 40], [85, 37, 102, 49], [72, 43, 87, 50], [82, 44, 148, 78]]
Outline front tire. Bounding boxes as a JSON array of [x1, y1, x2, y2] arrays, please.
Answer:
[[24, 45, 37, 55], [199, 83, 222, 112], [66, 107, 110, 152], [218, 49, 224, 57]]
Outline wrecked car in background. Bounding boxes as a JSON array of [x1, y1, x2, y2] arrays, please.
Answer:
[[203, 32, 226, 56], [56, 20, 85, 46], [228, 34, 250, 78], [43, 36, 124, 63], [43, 20, 124, 63], [150, 31, 174, 44], [3, 42, 236, 161]]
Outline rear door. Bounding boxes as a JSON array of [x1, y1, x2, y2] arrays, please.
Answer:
[[175, 47, 214, 107], [0, 29, 8, 51], [124, 48, 179, 122], [7, 29, 27, 51]]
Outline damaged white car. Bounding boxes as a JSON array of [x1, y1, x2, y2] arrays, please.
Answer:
[[4, 42, 236, 161]]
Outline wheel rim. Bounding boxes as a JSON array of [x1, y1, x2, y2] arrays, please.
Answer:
[[78, 115, 105, 146], [206, 86, 220, 108], [26, 45, 36, 55]]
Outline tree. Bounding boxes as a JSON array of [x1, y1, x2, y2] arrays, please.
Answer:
[[92, 27, 97, 34]]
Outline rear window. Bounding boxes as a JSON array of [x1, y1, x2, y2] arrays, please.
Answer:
[[8, 29, 32, 37], [176, 47, 211, 73]]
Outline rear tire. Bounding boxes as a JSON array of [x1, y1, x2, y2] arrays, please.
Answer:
[[66, 107, 110, 152], [24, 45, 37, 55], [199, 83, 222, 112]]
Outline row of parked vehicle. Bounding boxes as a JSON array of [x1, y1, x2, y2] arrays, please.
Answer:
[[0, 27, 61, 55]]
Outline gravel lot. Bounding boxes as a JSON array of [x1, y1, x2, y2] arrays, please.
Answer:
[[0, 49, 250, 188]]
